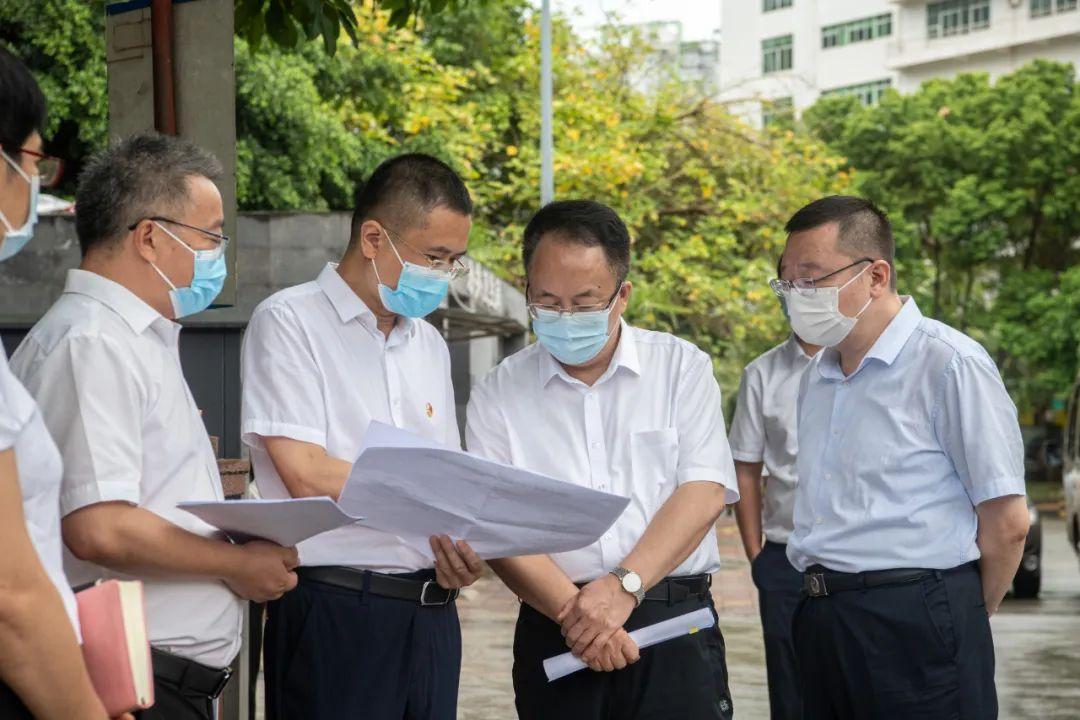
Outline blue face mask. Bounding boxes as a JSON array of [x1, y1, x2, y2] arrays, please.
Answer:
[[150, 221, 228, 318], [532, 305, 616, 366], [373, 229, 451, 318], [0, 150, 40, 261]]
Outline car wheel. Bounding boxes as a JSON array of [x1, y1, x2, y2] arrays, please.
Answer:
[[1013, 553, 1041, 599]]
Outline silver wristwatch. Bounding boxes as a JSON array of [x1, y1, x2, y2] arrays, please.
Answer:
[[610, 566, 645, 607]]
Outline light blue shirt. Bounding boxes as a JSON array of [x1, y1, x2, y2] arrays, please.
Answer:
[[787, 298, 1025, 573]]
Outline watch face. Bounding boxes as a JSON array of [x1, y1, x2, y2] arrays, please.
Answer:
[[623, 572, 642, 593]]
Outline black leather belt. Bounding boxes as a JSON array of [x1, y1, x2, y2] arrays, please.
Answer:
[[803, 563, 973, 598], [298, 566, 459, 606], [576, 574, 712, 604], [151, 648, 232, 700]]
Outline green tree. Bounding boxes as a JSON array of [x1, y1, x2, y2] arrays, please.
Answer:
[[804, 60, 1080, 413]]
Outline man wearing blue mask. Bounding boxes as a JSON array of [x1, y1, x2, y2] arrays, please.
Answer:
[[11, 132, 300, 720], [466, 200, 738, 719], [240, 153, 484, 720], [774, 195, 1028, 719]]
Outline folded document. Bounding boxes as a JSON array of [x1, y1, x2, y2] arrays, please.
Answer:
[[178, 496, 363, 546]]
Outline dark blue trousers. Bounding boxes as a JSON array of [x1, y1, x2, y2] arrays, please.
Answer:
[[263, 569, 461, 720], [793, 562, 996, 720], [751, 541, 804, 720]]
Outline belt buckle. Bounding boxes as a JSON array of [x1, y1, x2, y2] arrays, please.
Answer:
[[420, 580, 457, 606], [209, 667, 233, 700], [807, 572, 829, 598]]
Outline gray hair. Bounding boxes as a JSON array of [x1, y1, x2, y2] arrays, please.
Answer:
[[75, 132, 222, 257]]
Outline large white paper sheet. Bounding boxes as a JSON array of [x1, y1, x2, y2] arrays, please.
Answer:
[[338, 422, 630, 560], [178, 497, 363, 546], [543, 607, 716, 681]]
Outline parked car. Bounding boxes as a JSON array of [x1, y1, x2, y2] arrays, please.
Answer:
[[1065, 382, 1080, 564], [1012, 498, 1041, 599]]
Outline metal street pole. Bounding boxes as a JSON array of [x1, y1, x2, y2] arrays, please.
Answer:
[[540, 0, 554, 205]]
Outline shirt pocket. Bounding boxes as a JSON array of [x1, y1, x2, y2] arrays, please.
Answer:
[[629, 429, 680, 502]]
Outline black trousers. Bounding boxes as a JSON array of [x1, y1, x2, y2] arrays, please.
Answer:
[[793, 561, 996, 720], [751, 541, 804, 720], [264, 569, 461, 720], [512, 586, 734, 720], [0, 681, 31, 720], [134, 676, 215, 720]]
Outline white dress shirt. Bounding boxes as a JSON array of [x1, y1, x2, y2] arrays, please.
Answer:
[[465, 322, 739, 584], [241, 263, 459, 573], [0, 352, 79, 637], [787, 298, 1026, 574], [11, 269, 244, 669], [728, 335, 815, 544]]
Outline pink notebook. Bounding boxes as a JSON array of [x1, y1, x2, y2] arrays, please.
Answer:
[[76, 580, 155, 715]]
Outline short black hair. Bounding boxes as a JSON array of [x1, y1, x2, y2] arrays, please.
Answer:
[[523, 200, 631, 283], [349, 153, 472, 242], [0, 44, 47, 156], [784, 195, 895, 287], [75, 133, 221, 257]]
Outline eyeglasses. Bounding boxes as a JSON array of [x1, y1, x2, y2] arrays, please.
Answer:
[[2, 146, 64, 188], [128, 216, 231, 250], [527, 284, 624, 320], [378, 221, 470, 279], [769, 258, 873, 297]]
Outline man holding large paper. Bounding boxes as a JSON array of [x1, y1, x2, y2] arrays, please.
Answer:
[[466, 200, 739, 719], [241, 154, 483, 720]]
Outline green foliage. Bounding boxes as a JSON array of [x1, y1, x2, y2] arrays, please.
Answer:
[[0, 0, 108, 196], [804, 61, 1080, 413]]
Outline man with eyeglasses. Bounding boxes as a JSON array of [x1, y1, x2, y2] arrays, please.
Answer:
[[240, 153, 483, 719], [774, 195, 1028, 719], [727, 257, 820, 720], [466, 200, 738, 719], [11, 132, 300, 720]]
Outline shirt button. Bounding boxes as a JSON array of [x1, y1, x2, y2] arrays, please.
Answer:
[[824, 473, 832, 481], [591, 441, 601, 449], [816, 517, 824, 525]]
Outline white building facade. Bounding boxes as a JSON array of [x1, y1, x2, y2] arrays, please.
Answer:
[[719, 0, 1080, 127]]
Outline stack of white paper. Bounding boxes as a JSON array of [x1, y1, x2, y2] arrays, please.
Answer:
[[178, 497, 363, 546], [338, 422, 631, 560], [543, 607, 716, 681]]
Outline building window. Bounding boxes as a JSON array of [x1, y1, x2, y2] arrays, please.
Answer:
[[927, 0, 990, 39], [762, 35, 793, 74], [1036, 0, 1079, 15], [821, 14, 893, 49], [763, 0, 794, 12], [763, 97, 794, 128], [822, 78, 892, 106]]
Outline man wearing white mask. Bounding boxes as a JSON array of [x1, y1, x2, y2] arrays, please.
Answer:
[[11, 133, 300, 720], [774, 195, 1029, 719], [241, 153, 483, 720], [467, 200, 738, 719]]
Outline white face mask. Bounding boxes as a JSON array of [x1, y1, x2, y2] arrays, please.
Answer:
[[785, 264, 873, 347]]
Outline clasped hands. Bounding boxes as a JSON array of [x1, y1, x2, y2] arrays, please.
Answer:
[[556, 573, 641, 672]]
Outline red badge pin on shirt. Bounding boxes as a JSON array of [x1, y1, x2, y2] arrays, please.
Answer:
[[426, 402, 434, 418]]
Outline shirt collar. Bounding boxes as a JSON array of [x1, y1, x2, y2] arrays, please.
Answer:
[[62, 269, 177, 343], [818, 296, 921, 380], [784, 334, 816, 363], [316, 263, 415, 336], [539, 319, 640, 388]]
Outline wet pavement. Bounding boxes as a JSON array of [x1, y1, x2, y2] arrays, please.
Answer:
[[458, 515, 1080, 719]]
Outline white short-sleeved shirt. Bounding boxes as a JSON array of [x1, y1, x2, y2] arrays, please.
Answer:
[[787, 298, 1026, 573], [11, 269, 244, 669], [728, 336, 816, 544], [0, 352, 79, 637], [465, 323, 739, 584], [240, 263, 459, 573]]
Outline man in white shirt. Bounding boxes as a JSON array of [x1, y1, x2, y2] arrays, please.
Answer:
[[11, 133, 299, 720], [241, 153, 484, 720], [466, 200, 738, 719], [775, 195, 1029, 719], [728, 267, 819, 720]]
